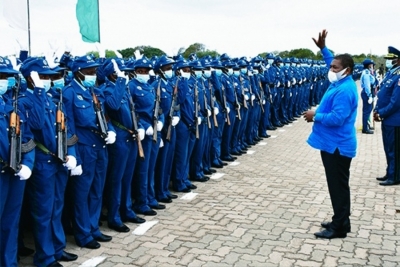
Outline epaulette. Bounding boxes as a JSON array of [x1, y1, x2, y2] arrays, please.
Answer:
[[67, 134, 79, 146], [393, 68, 400, 75], [21, 139, 36, 153]]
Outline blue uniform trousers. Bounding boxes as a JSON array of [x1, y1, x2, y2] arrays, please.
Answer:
[[202, 123, 212, 172], [271, 88, 282, 125], [361, 91, 373, 131], [239, 106, 249, 149], [107, 138, 138, 226], [132, 136, 152, 213], [221, 103, 237, 158], [155, 126, 176, 200], [190, 123, 207, 179], [0, 171, 26, 267], [382, 124, 400, 182], [73, 144, 108, 247], [147, 135, 161, 207], [211, 112, 225, 165], [231, 107, 244, 152], [171, 122, 195, 191], [259, 101, 271, 137], [27, 152, 69, 266], [245, 105, 255, 144]]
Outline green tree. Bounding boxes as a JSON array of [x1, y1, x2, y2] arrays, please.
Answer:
[[86, 49, 117, 58], [134, 46, 166, 58], [182, 43, 219, 59], [118, 47, 135, 58]]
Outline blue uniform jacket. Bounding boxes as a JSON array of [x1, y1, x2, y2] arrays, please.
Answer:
[[376, 66, 400, 126]]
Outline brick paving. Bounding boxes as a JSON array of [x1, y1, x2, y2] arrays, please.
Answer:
[[20, 83, 400, 266]]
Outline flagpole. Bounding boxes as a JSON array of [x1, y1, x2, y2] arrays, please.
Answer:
[[27, 0, 31, 55], [97, 0, 100, 43]]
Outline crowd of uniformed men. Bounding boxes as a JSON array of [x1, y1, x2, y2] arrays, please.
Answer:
[[0, 47, 331, 267]]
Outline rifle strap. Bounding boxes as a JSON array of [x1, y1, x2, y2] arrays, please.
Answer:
[[21, 139, 36, 153], [111, 119, 135, 135], [34, 141, 56, 157]]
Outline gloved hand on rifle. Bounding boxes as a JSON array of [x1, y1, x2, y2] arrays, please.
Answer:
[[226, 107, 230, 114], [15, 164, 32, 180], [172, 116, 180, 126], [213, 107, 219, 115], [244, 95, 249, 101], [105, 131, 116, 144], [156, 121, 163, 131], [64, 155, 77, 170], [207, 109, 212, 117], [159, 139, 164, 148], [262, 100, 266, 105], [146, 126, 154, 136], [197, 117, 201, 125], [70, 165, 82, 176], [368, 96, 373, 104], [251, 95, 256, 101], [138, 128, 145, 140], [276, 81, 281, 87]]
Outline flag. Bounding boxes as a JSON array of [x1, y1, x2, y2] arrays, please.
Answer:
[[76, 0, 100, 43], [3, 0, 28, 31]]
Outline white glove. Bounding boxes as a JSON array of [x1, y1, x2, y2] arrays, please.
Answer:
[[368, 97, 373, 104], [292, 78, 296, 84], [244, 95, 249, 101], [16, 38, 28, 51], [64, 155, 77, 170], [314, 78, 317, 82], [207, 109, 212, 117], [251, 95, 256, 101], [197, 117, 201, 125], [134, 49, 143, 59], [31, 71, 43, 88], [303, 78, 306, 82], [64, 39, 73, 52], [290, 92, 292, 97], [299, 80, 302, 85], [114, 50, 123, 58], [247, 71, 253, 76], [172, 116, 180, 126], [95, 42, 106, 58], [159, 139, 164, 148], [156, 121, 163, 131], [138, 128, 145, 140], [276, 81, 281, 87], [310, 85, 313, 90], [146, 126, 154, 136], [226, 107, 230, 114], [237, 104, 241, 111], [149, 70, 156, 77], [287, 81, 291, 87], [105, 131, 116, 144], [213, 107, 219, 115], [111, 59, 125, 78], [373, 96, 377, 101], [70, 165, 83, 176], [262, 100, 266, 105], [15, 164, 31, 180]]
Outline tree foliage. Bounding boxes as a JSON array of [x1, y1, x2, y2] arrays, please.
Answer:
[[86, 50, 117, 58], [117, 46, 166, 59], [181, 43, 219, 59]]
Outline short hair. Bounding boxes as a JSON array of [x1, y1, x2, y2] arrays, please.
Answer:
[[334, 54, 354, 72]]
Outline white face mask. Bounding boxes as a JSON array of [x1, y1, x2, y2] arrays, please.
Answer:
[[240, 68, 247, 74], [42, 79, 52, 92], [203, 70, 211, 78], [328, 67, 348, 83], [194, 70, 203, 79], [227, 68, 233, 75], [136, 74, 150, 84], [0, 79, 8, 95], [163, 70, 173, 79], [267, 59, 274, 65], [386, 59, 393, 69], [181, 71, 191, 79]]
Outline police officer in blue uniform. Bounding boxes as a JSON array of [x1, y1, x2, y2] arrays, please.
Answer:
[[360, 58, 376, 134], [0, 57, 35, 267], [63, 55, 115, 249], [102, 59, 146, 233], [374, 47, 400, 186]]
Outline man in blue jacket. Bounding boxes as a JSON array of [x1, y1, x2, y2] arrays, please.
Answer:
[[304, 29, 358, 239], [374, 47, 400, 186]]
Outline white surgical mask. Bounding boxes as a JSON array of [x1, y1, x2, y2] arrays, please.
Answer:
[[163, 70, 173, 79], [0, 80, 8, 95], [180, 71, 191, 79], [136, 74, 150, 84], [203, 70, 211, 78], [42, 79, 52, 92], [233, 70, 240, 77], [52, 78, 65, 89], [267, 59, 274, 65], [240, 68, 247, 74], [215, 69, 222, 77], [386, 59, 393, 70], [227, 68, 233, 75], [194, 70, 203, 79], [80, 73, 96, 88], [328, 67, 348, 83]]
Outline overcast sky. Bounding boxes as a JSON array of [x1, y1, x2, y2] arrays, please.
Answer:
[[0, 0, 397, 59]]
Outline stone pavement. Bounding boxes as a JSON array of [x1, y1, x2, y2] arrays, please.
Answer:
[[20, 84, 400, 267]]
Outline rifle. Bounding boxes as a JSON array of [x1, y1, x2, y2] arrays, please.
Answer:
[[153, 80, 162, 143], [239, 76, 248, 109], [248, 77, 254, 107], [9, 77, 22, 173], [166, 79, 179, 141], [258, 81, 265, 113], [194, 80, 200, 139], [208, 82, 218, 127], [90, 87, 108, 139], [202, 80, 211, 129], [56, 88, 67, 163], [221, 83, 231, 125], [127, 88, 145, 159], [232, 82, 241, 121]]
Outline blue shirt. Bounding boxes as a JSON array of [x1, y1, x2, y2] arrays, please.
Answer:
[[376, 65, 400, 126], [307, 47, 358, 158]]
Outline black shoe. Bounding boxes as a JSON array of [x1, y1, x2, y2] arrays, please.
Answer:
[[46, 261, 63, 267], [167, 194, 178, 199], [221, 162, 228, 166], [150, 204, 166, 210], [221, 157, 234, 162], [188, 184, 197, 190], [158, 198, 173, 203], [204, 169, 212, 175], [321, 222, 351, 233], [362, 130, 374, 134], [376, 175, 387, 181], [108, 223, 130, 233], [211, 163, 223, 168], [100, 213, 107, 221], [125, 216, 146, 224], [82, 240, 100, 249], [209, 169, 217, 173], [174, 187, 191, 193], [379, 180, 400, 186], [94, 233, 112, 242], [314, 229, 347, 239], [231, 156, 237, 160], [231, 151, 242, 156], [138, 209, 157, 216], [18, 246, 35, 256], [369, 127, 375, 130], [58, 251, 78, 262], [191, 177, 208, 182]]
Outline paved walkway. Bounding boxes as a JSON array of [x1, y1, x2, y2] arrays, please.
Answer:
[[20, 84, 400, 266]]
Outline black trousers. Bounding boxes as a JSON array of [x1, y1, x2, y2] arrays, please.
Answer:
[[320, 148, 352, 231]]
